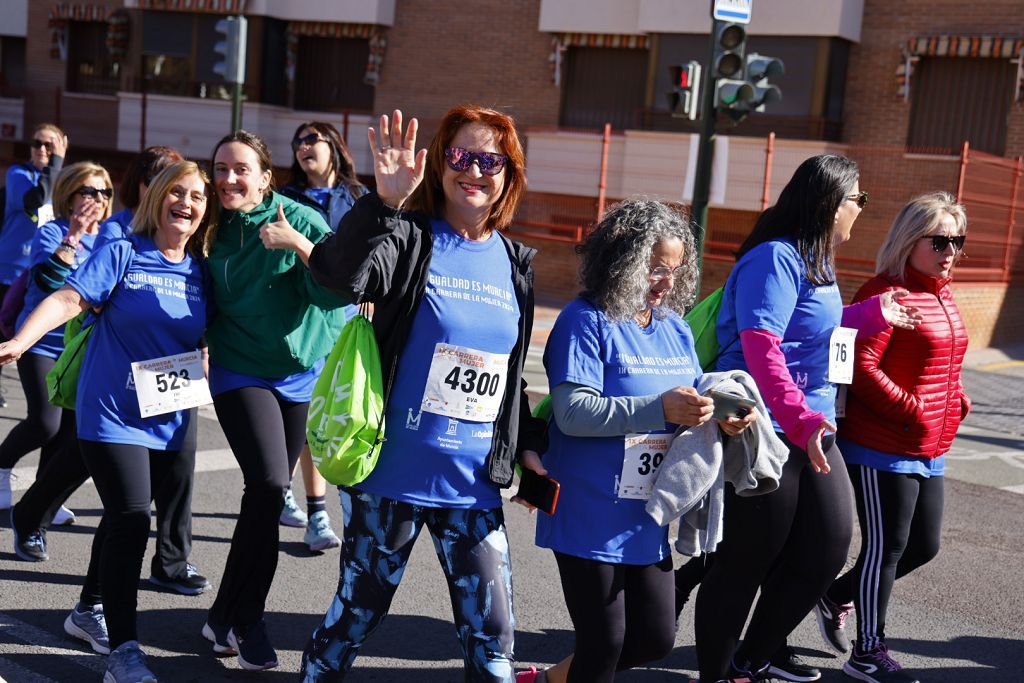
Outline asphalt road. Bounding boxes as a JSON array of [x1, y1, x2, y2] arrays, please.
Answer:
[[2, 348, 1024, 682]]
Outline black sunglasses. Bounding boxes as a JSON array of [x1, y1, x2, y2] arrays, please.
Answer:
[[443, 147, 508, 176], [845, 191, 869, 209], [922, 234, 966, 252], [291, 133, 325, 150], [76, 186, 113, 200], [31, 139, 54, 151]]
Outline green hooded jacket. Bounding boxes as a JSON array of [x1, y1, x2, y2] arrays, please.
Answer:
[[206, 191, 346, 378]]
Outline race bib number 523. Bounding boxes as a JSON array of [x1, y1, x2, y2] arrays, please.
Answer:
[[131, 350, 212, 418], [420, 343, 509, 421]]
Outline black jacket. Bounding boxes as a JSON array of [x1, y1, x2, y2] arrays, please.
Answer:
[[308, 193, 546, 488]]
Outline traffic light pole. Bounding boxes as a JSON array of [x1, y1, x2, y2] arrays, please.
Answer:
[[231, 81, 242, 132], [690, 20, 722, 291]]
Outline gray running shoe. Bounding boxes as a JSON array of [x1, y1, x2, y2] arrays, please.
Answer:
[[104, 640, 157, 683], [279, 488, 307, 527], [304, 510, 341, 552], [65, 602, 110, 655]]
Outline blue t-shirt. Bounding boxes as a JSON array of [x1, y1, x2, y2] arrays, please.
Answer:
[[535, 298, 702, 565], [716, 239, 843, 427], [838, 437, 945, 477], [0, 163, 41, 284], [93, 208, 134, 250], [357, 219, 520, 509], [19, 218, 102, 359], [68, 235, 208, 450]]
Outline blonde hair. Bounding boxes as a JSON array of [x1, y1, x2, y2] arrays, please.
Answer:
[[52, 162, 113, 222], [875, 192, 967, 281], [133, 160, 216, 257]]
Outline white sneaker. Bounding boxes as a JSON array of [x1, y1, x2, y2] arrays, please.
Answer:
[[51, 505, 76, 526], [0, 468, 13, 510]]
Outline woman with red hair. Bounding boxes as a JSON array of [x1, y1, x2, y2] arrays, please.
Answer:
[[278, 105, 546, 682]]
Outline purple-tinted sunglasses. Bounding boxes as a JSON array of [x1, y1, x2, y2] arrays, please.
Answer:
[[443, 146, 508, 176]]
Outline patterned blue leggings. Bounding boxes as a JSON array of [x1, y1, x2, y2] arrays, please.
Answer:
[[300, 488, 516, 682]]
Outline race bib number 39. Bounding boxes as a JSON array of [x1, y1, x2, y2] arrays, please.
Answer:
[[618, 432, 673, 500], [421, 343, 509, 421], [131, 350, 213, 418]]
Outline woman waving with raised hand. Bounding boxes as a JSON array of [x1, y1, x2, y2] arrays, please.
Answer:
[[284, 106, 546, 682]]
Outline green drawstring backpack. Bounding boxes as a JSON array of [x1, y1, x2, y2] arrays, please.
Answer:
[[306, 307, 386, 486], [46, 311, 92, 410], [685, 286, 725, 371]]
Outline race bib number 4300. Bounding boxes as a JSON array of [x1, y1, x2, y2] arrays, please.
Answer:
[[131, 350, 212, 418], [421, 343, 509, 422]]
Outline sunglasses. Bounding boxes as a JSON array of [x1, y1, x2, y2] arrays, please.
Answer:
[[922, 234, 966, 252], [31, 139, 54, 152], [649, 265, 687, 282], [845, 191, 869, 209], [76, 186, 114, 200], [443, 147, 508, 176], [291, 133, 325, 150]]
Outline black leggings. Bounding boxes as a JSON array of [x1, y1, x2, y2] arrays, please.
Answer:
[[695, 436, 853, 680], [12, 408, 198, 580], [0, 353, 63, 473], [554, 552, 676, 683], [826, 464, 943, 651], [79, 439, 182, 649], [208, 387, 308, 629]]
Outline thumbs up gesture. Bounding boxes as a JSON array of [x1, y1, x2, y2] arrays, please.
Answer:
[[259, 202, 316, 264]]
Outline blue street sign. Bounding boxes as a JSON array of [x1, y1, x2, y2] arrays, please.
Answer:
[[713, 0, 753, 24]]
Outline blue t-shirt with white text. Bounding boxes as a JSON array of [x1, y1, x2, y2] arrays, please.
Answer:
[[0, 163, 41, 284], [535, 298, 702, 564], [716, 239, 843, 426], [357, 219, 520, 509], [67, 235, 208, 450]]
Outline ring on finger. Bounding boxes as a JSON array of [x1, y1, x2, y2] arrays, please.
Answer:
[[379, 145, 391, 153]]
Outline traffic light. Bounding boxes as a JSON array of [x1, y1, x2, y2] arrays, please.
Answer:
[[666, 61, 702, 120], [711, 22, 751, 111], [743, 53, 784, 112], [213, 15, 247, 84]]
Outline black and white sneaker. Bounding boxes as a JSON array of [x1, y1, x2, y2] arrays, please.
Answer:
[[228, 619, 278, 671], [815, 594, 854, 654], [843, 641, 919, 683], [149, 563, 211, 595], [767, 645, 821, 682]]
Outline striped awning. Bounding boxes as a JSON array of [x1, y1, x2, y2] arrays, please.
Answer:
[[284, 23, 388, 88], [288, 21, 377, 40], [48, 4, 129, 62], [133, 0, 247, 13], [898, 34, 1024, 100], [549, 33, 649, 85]]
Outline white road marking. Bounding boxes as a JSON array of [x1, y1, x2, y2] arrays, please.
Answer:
[[0, 611, 105, 678]]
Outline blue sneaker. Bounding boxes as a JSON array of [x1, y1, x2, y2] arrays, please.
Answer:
[[279, 488, 307, 527], [65, 602, 110, 655], [13, 510, 48, 562], [201, 619, 237, 655], [228, 619, 278, 671], [303, 510, 341, 552], [104, 640, 157, 682]]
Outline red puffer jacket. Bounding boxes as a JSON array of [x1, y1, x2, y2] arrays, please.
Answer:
[[841, 267, 970, 458]]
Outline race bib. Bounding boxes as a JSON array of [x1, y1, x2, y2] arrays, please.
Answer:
[[827, 326, 856, 384], [36, 204, 54, 227], [618, 432, 672, 500], [131, 350, 212, 418], [420, 343, 508, 421]]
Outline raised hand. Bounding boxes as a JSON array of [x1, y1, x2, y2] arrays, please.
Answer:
[[367, 109, 427, 209], [68, 200, 105, 239], [260, 203, 314, 264], [879, 288, 922, 330]]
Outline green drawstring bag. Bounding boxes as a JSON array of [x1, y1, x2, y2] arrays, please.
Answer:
[[307, 309, 386, 486], [46, 311, 92, 410], [684, 287, 725, 371]]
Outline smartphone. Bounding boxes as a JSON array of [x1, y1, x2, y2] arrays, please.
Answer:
[[709, 389, 757, 421], [515, 468, 560, 515]]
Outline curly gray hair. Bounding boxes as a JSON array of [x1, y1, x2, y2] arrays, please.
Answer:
[[577, 198, 698, 321]]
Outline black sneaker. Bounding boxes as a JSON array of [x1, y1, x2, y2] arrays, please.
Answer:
[[201, 619, 237, 656], [815, 594, 854, 654], [843, 641, 919, 683], [149, 563, 211, 595], [228, 619, 278, 671], [767, 645, 821, 682], [724, 656, 771, 682], [12, 509, 48, 562]]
